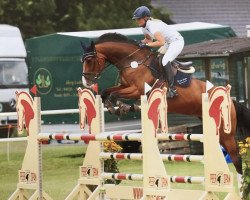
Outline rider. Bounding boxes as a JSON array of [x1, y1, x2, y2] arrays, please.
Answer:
[[132, 6, 184, 98]]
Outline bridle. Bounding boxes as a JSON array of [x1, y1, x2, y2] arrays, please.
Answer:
[[81, 50, 105, 84], [81, 46, 153, 84]]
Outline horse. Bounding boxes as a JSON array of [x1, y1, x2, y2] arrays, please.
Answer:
[[80, 32, 250, 175]]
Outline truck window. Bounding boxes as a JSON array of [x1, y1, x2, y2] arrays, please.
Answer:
[[0, 61, 28, 86]]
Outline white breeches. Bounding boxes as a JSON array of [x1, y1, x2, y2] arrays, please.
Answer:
[[159, 38, 184, 66]]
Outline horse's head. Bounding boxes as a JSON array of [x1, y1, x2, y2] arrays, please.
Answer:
[[80, 33, 150, 89], [78, 88, 97, 133], [209, 85, 232, 134], [16, 91, 34, 135], [147, 88, 168, 135], [81, 41, 106, 88]]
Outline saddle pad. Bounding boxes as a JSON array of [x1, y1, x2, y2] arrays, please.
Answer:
[[174, 70, 192, 87]]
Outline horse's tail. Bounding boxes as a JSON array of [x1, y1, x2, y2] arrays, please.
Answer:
[[233, 100, 250, 139]]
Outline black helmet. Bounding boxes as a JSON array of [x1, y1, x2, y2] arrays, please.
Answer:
[[132, 6, 150, 20]]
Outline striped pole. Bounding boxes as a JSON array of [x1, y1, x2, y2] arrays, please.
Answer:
[[157, 133, 203, 142], [0, 106, 132, 117], [37, 132, 141, 142], [163, 154, 204, 162], [100, 152, 143, 160], [101, 172, 205, 184], [37, 132, 203, 142], [99, 152, 204, 162], [170, 176, 205, 184], [101, 172, 143, 181]]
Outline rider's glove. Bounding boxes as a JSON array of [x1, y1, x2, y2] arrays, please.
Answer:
[[139, 43, 149, 49]]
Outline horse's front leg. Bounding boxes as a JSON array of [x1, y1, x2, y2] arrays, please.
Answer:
[[110, 87, 141, 115], [101, 85, 127, 114]]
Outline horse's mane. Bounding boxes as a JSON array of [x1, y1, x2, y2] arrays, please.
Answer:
[[95, 33, 138, 46]]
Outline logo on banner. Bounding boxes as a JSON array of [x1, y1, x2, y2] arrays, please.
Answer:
[[34, 68, 53, 95]]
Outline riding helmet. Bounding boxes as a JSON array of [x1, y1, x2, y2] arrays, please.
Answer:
[[132, 6, 151, 19]]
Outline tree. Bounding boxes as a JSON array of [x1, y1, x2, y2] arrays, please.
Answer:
[[0, 0, 56, 38], [78, 0, 173, 30], [0, 0, 172, 39]]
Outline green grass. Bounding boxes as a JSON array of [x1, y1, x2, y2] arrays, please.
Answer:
[[0, 142, 240, 200]]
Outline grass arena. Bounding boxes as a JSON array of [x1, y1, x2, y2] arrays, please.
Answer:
[[2, 86, 241, 199]]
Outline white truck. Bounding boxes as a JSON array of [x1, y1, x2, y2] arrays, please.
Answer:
[[0, 25, 29, 125]]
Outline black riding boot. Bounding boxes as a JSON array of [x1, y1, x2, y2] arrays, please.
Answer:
[[164, 62, 178, 98]]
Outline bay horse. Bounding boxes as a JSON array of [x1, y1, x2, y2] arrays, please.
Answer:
[[81, 33, 250, 175]]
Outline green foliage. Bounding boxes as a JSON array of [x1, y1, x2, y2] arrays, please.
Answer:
[[0, 0, 172, 39], [239, 137, 250, 200], [0, 0, 56, 38], [103, 141, 122, 184], [242, 168, 250, 200]]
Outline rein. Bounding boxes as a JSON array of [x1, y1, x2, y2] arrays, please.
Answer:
[[120, 51, 154, 70], [102, 48, 142, 71]]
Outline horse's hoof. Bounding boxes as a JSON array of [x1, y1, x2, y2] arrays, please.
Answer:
[[120, 104, 131, 113], [107, 107, 116, 114], [115, 108, 122, 116]]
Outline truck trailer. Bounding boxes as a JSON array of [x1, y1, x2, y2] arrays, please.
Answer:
[[0, 24, 28, 126]]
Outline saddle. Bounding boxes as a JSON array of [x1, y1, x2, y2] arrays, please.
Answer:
[[149, 54, 195, 88]]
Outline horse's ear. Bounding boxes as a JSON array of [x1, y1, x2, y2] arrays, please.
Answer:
[[90, 41, 95, 50], [80, 41, 86, 51]]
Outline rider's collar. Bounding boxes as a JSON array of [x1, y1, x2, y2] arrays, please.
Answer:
[[143, 18, 151, 28]]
